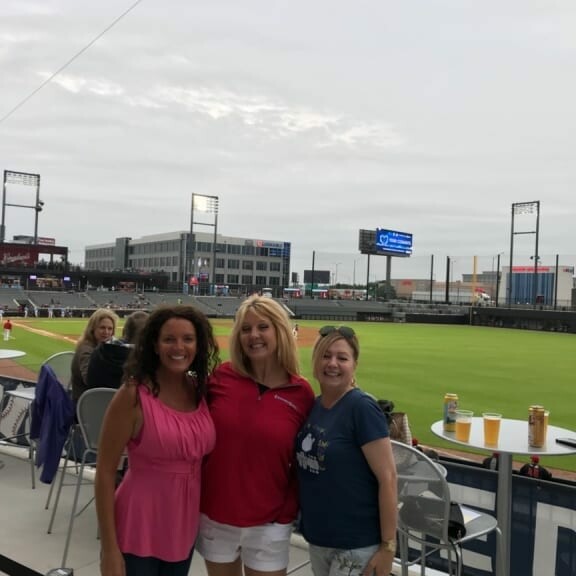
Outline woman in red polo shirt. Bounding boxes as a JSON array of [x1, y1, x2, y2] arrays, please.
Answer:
[[198, 295, 314, 576]]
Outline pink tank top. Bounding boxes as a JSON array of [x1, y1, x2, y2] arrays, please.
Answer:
[[115, 384, 215, 561]]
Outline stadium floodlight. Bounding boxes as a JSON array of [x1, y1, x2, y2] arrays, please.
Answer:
[[1, 170, 42, 244], [186, 194, 220, 296], [508, 201, 540, 307], [193, 194, 219, 214], [512, 201, 538, 215]]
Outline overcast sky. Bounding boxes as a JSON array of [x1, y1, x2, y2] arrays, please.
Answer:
[[1, 0, 575, 283]]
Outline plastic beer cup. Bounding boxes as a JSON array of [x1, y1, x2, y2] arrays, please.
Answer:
[[483, 413, 502, 445], [455, 410, 473, 442]]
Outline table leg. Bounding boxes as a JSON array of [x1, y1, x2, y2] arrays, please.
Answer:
[[496, 453, 512, 576]]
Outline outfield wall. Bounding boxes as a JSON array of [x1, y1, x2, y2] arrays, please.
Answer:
[[9, 292, 576, 333]]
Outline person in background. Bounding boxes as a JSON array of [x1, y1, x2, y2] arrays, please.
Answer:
[[3, 317, 12, 341], [295, 326, 397, 576], [198, 295, 315, 576], [86, 310, 149, 390], [292, 323, 299, 340], [70, 308, 118, 404], [95, 305, 219, 576]]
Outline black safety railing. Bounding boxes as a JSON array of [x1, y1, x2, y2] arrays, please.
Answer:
[[0, 554, 72, 576]]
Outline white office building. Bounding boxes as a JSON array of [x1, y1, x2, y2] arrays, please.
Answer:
[[85, 231, 291, 295]]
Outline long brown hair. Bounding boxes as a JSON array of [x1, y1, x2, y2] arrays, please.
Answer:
[[78, 308, 119, 347], [124, 305, 219, 400]]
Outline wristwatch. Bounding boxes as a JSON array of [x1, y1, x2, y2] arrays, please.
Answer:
[[380, 539, 397, 554]]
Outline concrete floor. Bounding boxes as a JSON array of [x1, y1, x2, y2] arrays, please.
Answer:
[[0, 446, 314, 576]]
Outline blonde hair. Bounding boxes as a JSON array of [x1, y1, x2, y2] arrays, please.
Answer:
[[230, 295, 299, 378], [311, 328, 359, 383], [78, 308, 119, 347]]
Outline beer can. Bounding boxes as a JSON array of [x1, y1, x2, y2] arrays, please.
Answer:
[[528, 405, 546, 448], [443, 393, 459, 432]]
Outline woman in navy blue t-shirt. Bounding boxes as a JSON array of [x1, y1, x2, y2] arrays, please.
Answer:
[[296, 326, 397, 576]]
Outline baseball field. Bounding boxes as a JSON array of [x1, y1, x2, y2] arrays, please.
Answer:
[[3, 317, 575, 472]]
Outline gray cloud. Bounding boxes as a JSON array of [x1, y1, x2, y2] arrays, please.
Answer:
[[1, 0, 575, 280]]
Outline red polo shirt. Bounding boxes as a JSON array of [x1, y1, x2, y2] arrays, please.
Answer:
[[201, 361, 314, 526]]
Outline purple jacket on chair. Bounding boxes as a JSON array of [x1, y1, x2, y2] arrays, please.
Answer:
[[30, 364, 75, 483]]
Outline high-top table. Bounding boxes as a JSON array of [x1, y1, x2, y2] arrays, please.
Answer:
[[431, 418, 576, 576]]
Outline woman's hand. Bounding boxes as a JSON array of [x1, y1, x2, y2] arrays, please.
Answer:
[[362, 546, 394, 576], [100, 547, 125, 576]]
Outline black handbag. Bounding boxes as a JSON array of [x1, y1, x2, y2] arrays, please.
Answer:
[[400, 496, 467, 540]]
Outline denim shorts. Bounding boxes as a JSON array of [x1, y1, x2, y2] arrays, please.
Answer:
[[308, 544, 380, 576]]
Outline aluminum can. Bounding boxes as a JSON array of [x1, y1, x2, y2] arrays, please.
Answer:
[[443, 393, 459, 432], [528, 405, 546, 448]]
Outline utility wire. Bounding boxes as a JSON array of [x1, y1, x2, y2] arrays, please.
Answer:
[[0, 0, 145, 127]]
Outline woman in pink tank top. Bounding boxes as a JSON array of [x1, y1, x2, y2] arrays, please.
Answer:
[[95, 305, 219, 576]]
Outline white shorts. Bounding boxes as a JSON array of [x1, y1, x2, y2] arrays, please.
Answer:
[[196, 513, 293, 571]]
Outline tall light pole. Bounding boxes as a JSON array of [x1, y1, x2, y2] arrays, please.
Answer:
[[352, 258, 361, 287], [332, 262, 342, 286], [187, 194, 219, 295], [508, 201, 540, 306], [1, 171, 42, 244], [492, 252, 504, 301]]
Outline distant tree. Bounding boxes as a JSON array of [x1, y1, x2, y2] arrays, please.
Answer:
[[375, 282, 397, 301]]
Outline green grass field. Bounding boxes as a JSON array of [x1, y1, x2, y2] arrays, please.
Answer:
[[6, 318, 576, 471]]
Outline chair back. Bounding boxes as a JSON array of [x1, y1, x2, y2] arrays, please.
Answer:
[[392, 439, 452, 542], [76, 388, 116, 451], [43, 351, 75, 390]]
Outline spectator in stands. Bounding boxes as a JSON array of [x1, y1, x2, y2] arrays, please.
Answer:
[[70, 308, 118, 404], [86, 311, 149, 391], [295, 326, 397, 576], [197, 295, 314, 576], [95, 305, 219, 576]]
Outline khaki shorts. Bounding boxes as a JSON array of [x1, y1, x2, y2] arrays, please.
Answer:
[[196, 513, 293, 571]]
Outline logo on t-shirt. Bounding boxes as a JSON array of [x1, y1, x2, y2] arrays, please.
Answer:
[[296, 424, 326, 474]]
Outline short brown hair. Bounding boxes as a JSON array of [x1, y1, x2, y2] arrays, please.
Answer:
[[122, 310, 149, 344], [311, 327, 359, 382]]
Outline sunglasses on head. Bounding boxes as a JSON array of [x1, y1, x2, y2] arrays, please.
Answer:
[[318, 325, 356, 339]]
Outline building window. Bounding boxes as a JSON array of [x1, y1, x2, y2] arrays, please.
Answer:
[[242, 245, 255, 256], [228, 259, 240, 269], [255, 276, 267, 286], [242, 260, 253, 270], [241, 275, 252, 285], [215, 274, 225, 284], [269, 262, 281, 272], [269, 277, 280, 286], [216, 258, 225, 268], [256, 261, 267, 271], [197, 241, 212, 252], [227, 274, 239, 284]]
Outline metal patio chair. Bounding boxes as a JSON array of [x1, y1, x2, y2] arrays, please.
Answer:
[[60, 387, 115, 568], [392, 440, 504, 576]]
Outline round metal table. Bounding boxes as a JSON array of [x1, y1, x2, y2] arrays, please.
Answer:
[[431, 418, 576, 576]]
